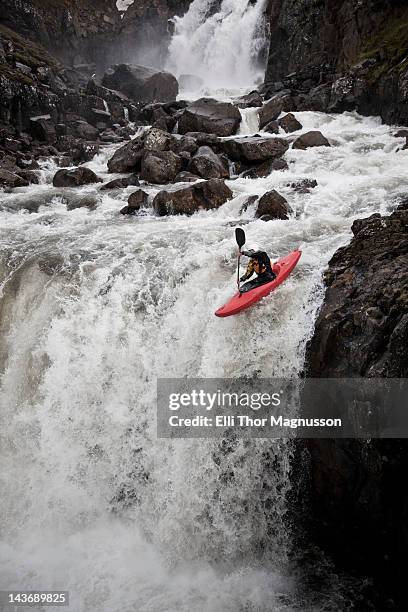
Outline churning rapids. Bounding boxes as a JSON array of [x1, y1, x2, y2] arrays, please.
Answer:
[[1, 1, 408, 611]]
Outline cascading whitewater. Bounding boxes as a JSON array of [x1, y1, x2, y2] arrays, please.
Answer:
[[0, 111, 406, 610], [166, 0, 268, 92]]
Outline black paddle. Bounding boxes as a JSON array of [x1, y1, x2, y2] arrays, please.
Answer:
[[235, 228, 246, 293]]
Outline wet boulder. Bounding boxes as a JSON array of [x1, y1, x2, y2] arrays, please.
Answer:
[[100, 176, 140, 190], [292, 131, 330, 150], [263, 120, 280, 134], [259, 93, 295, 129], [153, 179, 232, 216], [256, 190, 291, 220], [140, 150, 182, 184], [221, 136, 289, 163], [55, 136, 99, 164], [107, 135, 144, 172], [289, 178, 318, 193], [188, 146, 229, 180], [235, 90, 263, 108], [53, 167, 102, 187], [178, 98, 241, 137], [66, 195, 99, 211], [16, 170, 39, 185], [102, 64, 179, 104], [139, 100, 187, 123], [0, 169, 29, 188], [241, 158, 288, 179], [143, 128, 173, 152], [170, 136, 198, 156], [279, 113, 303, 133], [184, 132, 221, 148], [70, 120, 99, 141], [29, 115, 56, 143], [121, 189, 149, 215]]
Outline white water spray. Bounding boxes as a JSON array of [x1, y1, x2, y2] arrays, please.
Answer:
[[166, 0, 268, 95], [1, 111, 406, 610]]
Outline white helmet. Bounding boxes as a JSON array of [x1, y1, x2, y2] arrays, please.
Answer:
[[244, 243, 260, 256]]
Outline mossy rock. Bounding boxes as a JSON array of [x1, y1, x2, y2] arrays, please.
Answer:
[[359, 9, 408, 82]]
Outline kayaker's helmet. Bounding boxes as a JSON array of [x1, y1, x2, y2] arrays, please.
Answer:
[[245, 243, 260, 257]]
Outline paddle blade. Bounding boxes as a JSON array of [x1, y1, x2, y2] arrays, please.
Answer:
[[235, 228, 246, 249]]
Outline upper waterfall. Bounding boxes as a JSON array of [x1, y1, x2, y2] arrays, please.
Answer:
[[166, 0, 268, 95]]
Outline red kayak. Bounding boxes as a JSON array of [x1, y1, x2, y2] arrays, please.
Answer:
[[215, 250, 302, 317]]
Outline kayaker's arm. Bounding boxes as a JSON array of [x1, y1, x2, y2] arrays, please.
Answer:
[[240, 259, 254, 282]]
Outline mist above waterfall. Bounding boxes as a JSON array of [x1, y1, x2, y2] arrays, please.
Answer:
[[166, 0, 268, 94]]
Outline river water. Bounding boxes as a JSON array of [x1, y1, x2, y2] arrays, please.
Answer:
[[1, 1, 408, 611]]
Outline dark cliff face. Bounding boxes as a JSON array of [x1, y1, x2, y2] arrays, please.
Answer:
[[0, 0, 191, 68], [307, 205, 408, 378], [302, 203, 408, 606], [265, 0, 408, 125], [265, 0, 405, 79]]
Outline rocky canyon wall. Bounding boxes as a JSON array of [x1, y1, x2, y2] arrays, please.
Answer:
[[265, 0, 408, 125], [0, 0, 191, 68], [301, 203, 408, 606]]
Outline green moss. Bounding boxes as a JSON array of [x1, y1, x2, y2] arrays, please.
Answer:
[[0, 64, 34, 86], [0, 24, 60, 72], [359, 11, 408, 82]]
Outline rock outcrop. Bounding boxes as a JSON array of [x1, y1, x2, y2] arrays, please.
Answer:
[[255, 190, 291, 220], [53, 167, 102, 187], [292, 131, 330, 150], [264, 1, 408, 126], [140, 149, 182, 184], [178, 98, 242, 137], [303, 202, 408, 606], [188, 146, 229, 180], [153, 178, 233, 215], [220, 137, 289, 163]]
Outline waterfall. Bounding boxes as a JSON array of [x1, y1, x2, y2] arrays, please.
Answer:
[[166, 0, 268, 95], [0, 111, 405, 610]]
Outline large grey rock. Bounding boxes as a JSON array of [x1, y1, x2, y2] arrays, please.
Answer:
[[66, 195, 99, 211], [30, 115, 56, 143], [0, 169, 29, 188], [235, 90, 263, 108], [188, 146, 229, 180], [279, 113, 303, 133], [241, 158, 289, 179], [53, 167, 102, 187], [102, 64, 178, 104], [221, 137, 289, 163], [259, 93, 295, 129], [153, 179, 233, 216], [107, 128, 175, 173], [256, 190, 291, 220], [178, 98, 241, 137], [71, 120, 99, 140], [107, 135, 144, 172], [292, 131, 330, 150], [121, 189, 149, 215], [100, 176, 140, 190], [143, 128, 173, 152], [170, 136, 198, 155], [140, 150, 182, 184]]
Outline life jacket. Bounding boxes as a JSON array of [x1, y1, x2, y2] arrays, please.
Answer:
[[252, 251, 273, 276]]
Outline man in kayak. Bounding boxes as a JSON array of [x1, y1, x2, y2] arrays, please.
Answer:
[[239, 244, 276, 293]]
